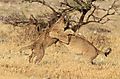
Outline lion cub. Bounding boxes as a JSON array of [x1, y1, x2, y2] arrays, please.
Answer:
[[20, 28, 58, 64], [62, 34, 111, 64], [49, 16, 111, 64]]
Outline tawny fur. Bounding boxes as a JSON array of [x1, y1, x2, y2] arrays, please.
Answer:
[[20, 15, 111, 64], [20, 28, 58, 64], [58, 34, 111, 64], [24, 16, 65, 64], [49, 16, 112, 64]]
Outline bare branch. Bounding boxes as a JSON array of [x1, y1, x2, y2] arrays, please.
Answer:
[[86, 4, 97, 22], [84, 0, 117, 25]]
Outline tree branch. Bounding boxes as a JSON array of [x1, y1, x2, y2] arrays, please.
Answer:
[[84, 0, 117, 25]]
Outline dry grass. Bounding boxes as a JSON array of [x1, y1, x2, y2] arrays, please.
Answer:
[[0, 0, 120, 79]]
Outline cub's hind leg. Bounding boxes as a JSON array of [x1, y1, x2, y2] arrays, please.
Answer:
[[34, 45, 45, 64]]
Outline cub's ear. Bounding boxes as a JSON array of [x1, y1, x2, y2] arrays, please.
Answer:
[[49, 15, 65, 38]]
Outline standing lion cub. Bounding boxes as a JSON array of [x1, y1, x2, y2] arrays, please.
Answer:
[[20, 27, 58, 64]]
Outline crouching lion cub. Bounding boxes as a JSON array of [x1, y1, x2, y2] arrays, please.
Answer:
[[49, 15, 112, 64], [58, 34, 112, 64]]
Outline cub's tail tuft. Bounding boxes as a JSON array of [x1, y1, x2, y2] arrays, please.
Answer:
[[104, 48, 112, 57]]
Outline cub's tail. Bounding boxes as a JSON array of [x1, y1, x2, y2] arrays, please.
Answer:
[[104, 48, 112, 57]]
